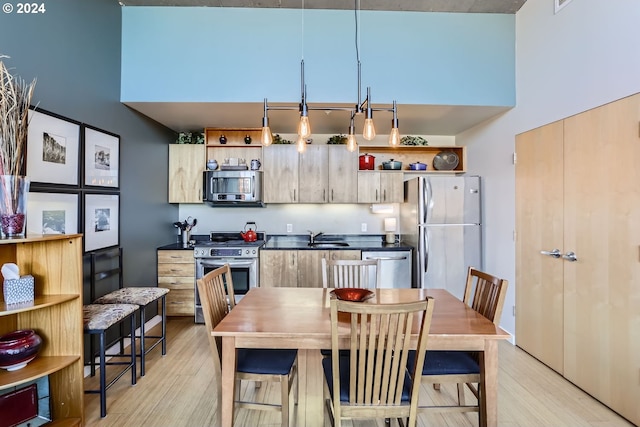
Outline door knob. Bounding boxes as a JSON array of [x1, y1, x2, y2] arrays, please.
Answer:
[[562, 251, 578, 262], [540, 249, 561, 258]]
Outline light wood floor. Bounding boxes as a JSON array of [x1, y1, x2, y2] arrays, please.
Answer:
[[83, 317, 636, 427]]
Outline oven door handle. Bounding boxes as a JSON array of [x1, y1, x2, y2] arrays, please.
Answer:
[[198, 259, 255, 268]]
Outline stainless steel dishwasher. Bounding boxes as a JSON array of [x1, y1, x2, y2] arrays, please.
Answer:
[[362, 250, 412, 288]]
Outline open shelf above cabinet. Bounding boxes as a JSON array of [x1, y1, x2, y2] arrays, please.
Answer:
[[358, 145, 466, 173]]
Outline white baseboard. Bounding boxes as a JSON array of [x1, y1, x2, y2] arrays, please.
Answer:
[[83, 314, 162, 377]]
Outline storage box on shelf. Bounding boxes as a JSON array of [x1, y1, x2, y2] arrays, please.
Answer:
[[0, 235, 84, 426], [358, 145, 466, 173]]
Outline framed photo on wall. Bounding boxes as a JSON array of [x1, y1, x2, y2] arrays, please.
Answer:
[[83, 125, 120, 188], [26, 108, 80, 186], [26, 191, 79, 236], [84, 193, 119, 252]]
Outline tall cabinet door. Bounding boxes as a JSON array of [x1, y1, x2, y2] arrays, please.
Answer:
[[299, 145, 328, 203], [328, 146, 358, 203], [562, 94, 640, 418], [515, 120, 565, 373], [263, 145, 299, 203]]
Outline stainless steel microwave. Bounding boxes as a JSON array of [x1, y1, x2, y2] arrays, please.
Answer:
[[203, 170, 264, 206]]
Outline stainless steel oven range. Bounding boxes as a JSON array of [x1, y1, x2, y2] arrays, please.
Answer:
[[193, 231, 265, 324]]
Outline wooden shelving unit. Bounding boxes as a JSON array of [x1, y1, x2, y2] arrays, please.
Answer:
[[358, 145, 466, 174], [205, 127, 263, 167], [0, 234, 84, 425]]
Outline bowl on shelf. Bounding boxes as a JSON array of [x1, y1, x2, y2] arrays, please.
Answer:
[[0, 329, 43, 371], [330, 288, 375, 302]]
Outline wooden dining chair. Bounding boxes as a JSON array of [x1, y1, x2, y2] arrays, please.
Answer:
[[322, 296, 435, 427], [197, 264, 298, 427], [411, 267, 508, 420], [321, 258, 381, 289]]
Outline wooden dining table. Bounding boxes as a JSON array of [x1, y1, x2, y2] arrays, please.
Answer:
[[212, 287, 510, 427]]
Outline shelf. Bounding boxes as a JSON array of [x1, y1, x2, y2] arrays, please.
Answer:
[[0, 356, 79, 390], [358, 145, 466, 173], [0, 295, 78, 316], [205, 127, 262, 146]]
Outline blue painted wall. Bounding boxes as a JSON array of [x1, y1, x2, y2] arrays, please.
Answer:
[[0, 0, 176, 289], [121, 7, 515, 107]]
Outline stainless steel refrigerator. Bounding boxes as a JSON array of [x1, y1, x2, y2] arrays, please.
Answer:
[[399, 176, 482, 299]]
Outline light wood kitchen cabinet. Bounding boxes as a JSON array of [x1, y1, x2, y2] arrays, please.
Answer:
[[263, 145, 299, 203], [168, 144, 205, 203], [260, 250, 361, 288], [157, 250, 195, 316], [299, 145, 328, 203], [204, 127, 262, 170], [0, 235, 84, 426], [259, 250, 298, 287], [516, 93, 640, 426], [328, 145, 358, 203], [357, 172, 404, 203]]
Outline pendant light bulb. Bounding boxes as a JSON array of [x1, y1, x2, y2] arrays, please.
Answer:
[[346, 112, 358, 152], [298, 114, 311, 139], [296, 134, 307, 153], [363, 117, 376, 140], [388, 101, 400, 147], [261, 98, 273, 146]]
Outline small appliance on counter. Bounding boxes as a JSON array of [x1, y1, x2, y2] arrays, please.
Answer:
[[192, 230, 266, 324]]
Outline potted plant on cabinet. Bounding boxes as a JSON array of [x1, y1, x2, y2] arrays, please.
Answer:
[[0, 56, 36, 237]]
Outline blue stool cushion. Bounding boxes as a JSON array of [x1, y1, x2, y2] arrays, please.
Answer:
[[322, 356, 412, 403], [237, 348, 297, 375], [407, 350, 480, 376]]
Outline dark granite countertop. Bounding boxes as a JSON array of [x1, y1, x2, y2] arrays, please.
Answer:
[[262, 234, 413, 251]]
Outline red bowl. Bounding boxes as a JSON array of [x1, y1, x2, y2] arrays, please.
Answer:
[[0, 329, 43, 371], [330, 288, 374, 302]]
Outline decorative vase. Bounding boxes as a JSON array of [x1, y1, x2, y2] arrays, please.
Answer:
[[0, 329, 43, 371], [0, 175, 30, 238], [244, 134, 252, 144], [219, 135, 227, 144]]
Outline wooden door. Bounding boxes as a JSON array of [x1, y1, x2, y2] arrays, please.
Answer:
[[515, 121, 565, 373], [168, 144, 204, 203], [297, 250, 329, 288], [357, 172, 381, 203], [328, 146, 358, 203], [259, 250, 298, 287], [299, 145, 328, 203], [263, 145, 299, 203], [380, 172, 404, 203], [562, 93, 640, 423]]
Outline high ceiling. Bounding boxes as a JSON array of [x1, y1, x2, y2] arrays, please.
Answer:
[[118, 0, 526, 136]]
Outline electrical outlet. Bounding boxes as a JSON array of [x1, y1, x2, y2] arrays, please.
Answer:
[[361, 223, 367, 232], [286, 224, 293, 233]]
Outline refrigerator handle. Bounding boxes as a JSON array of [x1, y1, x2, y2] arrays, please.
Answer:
[[420, 227, 429, 287], [423, 178, 432, 224]]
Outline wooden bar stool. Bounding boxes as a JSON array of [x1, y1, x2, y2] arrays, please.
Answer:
[[91, 248, 169, 376], [83, 303, 138, 418]]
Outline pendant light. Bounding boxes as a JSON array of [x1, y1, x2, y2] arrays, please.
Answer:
[[261, 98, 273, 146], [346, 112, 358, 152], [388, 101, 400, 146], [260, 0, 400, 149]]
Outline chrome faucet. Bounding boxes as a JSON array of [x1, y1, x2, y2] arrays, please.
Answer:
[[308, 231, 324, 244]]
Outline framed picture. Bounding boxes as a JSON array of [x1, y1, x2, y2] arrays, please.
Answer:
[[26, 191, 79, 236], [83, 125, 120, 188], [26, 108, 80, 186], [84, 193, 119, 252], [554, 0, 574, 13]]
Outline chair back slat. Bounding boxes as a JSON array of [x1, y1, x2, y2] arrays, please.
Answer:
[[464, 267, 508, 324], [322, 258, 382, 288], [196, 264, 237, 371], [330, 297, 434, 420]]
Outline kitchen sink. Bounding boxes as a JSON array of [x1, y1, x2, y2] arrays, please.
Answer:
[[308, 242, 350, 248]]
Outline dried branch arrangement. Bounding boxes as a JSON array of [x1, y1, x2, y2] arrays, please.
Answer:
[[0, 55, 36, 177]]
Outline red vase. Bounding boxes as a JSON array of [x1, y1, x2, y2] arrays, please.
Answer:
[[0, 329, 43, 371]]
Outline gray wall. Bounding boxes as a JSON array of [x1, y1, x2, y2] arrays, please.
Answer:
[[0, 0, 176, 290]]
